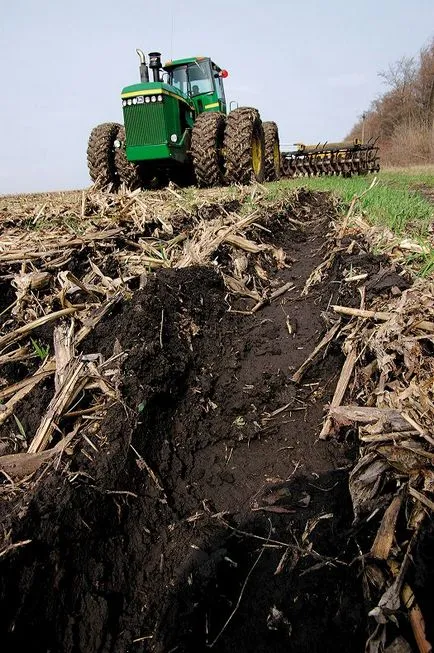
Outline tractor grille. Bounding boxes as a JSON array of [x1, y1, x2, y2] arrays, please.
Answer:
[[123, 103, 166, 147]]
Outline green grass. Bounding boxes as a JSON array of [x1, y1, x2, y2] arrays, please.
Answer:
[[31, 338, 50, 361], [266, 166, 434, 275]]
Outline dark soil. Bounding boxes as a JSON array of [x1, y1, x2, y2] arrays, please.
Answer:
[[0, 195, 412, 652]]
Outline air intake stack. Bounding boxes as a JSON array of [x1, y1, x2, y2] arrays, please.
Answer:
[[148, 52, 162, 82]]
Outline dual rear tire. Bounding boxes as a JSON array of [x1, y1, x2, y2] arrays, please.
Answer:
[[223, 107, 265, 185], [263, 121, 281, 182], [191, 108, 280, 188], [191, 112, 226, 187]]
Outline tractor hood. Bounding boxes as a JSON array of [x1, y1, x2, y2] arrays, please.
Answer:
[[121, 81, 193, 109], [121, 81, 195, 164]]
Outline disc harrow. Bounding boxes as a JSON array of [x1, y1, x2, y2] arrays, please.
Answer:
[[281, 139, 380, 178]]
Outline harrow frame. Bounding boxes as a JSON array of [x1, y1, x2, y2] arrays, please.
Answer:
[[281, 139, 380, 178]]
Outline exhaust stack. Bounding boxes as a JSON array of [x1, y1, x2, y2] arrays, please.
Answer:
[[148, 52, 162, 82], [136, 49, 149, 83]]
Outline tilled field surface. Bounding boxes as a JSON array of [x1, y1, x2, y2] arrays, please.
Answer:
[[0, 186, 432, 653]]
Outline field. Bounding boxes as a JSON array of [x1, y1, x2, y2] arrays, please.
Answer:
[[277, 166, 434, 251], [0, 169, 433, 652]]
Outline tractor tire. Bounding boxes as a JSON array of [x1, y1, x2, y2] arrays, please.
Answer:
[[114, 127, 143, 190], [87, 122, 121, 189], [191, 112, 226, 187], [263, 121, 281, 181], [224, 107, 265, 185]]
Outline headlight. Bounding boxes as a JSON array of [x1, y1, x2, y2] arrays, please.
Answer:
[[113, 139, 121, 149], [145, 96, 150, 103], [132, 97, 137, 105], [170, 134, 178, 143], [151, 95, 157, 102], [127, 99, 132, 106], [122, 100, 127, 107], [157, 94, 163, 102]]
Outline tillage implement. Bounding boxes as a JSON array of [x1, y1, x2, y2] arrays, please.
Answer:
[[87, 50, 281, 190], [281, 139, 380, 178]]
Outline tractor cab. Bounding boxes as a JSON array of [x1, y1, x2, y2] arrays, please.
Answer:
[[164, 57, 228, 115]]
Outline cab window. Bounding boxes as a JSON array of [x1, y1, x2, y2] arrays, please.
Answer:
[[213, 66, 226, 103], [188, 60, 213, 96], [170, 60, 214, 97], [171, 66, 188, 94]]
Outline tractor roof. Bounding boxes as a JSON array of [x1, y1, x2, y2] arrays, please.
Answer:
[[164, 56, 222, 71]]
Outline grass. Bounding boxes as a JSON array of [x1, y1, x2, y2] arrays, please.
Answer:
[[31, 338, 50, 361], [269, 167, 434, 236], [267, 165, 434, 275]]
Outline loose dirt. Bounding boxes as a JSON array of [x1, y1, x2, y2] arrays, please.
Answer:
[[0, 189, 427, 652]]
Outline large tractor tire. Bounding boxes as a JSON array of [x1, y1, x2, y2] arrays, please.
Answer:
[[224, 107, 265, 185], [191, 112, 226, 187], [263, 121, 281, 181], [87, 122, 121, 188], [114, 126, 143, 190]]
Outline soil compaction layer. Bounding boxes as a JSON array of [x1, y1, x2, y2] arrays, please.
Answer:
[[0, 188, 429, 653]]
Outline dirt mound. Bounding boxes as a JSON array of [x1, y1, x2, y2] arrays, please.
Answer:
[[0, 188, 429, 653]]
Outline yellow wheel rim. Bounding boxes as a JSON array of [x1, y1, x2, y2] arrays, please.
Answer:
[[273, 141, 280, 175], [252, 134, 262, 177]]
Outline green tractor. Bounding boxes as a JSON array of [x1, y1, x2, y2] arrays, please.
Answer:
[[87, 50, 281, 190]]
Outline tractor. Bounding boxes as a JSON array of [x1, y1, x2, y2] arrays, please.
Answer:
[[87, 50, 281, 190]]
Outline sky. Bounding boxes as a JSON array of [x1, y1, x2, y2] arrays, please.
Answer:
[[1, 0, 433, 194]]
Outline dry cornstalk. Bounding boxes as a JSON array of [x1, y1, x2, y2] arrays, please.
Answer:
[[291, 321, 341, 383], [0, 229, 123, 264], [54, 322, 75, 391], [370, 494, 403, 560], [328, 406, 413, 433], [86, 361, 118, 400], [359, 430, 419, 443], [0, 359, 57, 426], [0, 346, 30, 366], [28, 359, 87, 453], [332, 305, 392, 321], [301, 253, 337, 296], [0, 539, 32, 559], [0, 360, 56, 401], [402, 583, 432, 653], [74, 294, 122, 344], [409, 487, 434, 513], [221, 274, 261, 301], [250, 281, 295, 314], [222, 234, 269, 253], [88, 260, 121, 291], [319, 345, 357, 439], [332, 305, 434, 332], [401, 412, 434, 447], [61, 271, 103, 299], [0, 307, 77, 350], [0, 432, 75, 480]]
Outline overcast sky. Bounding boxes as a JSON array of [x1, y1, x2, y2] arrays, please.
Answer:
[[1, 0, 433, 194]]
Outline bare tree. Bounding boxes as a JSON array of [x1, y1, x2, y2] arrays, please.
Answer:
[[378, 56, 416, 92], [345, 40, 434, 164]]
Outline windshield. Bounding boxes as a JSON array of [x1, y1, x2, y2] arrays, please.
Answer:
[[170, 60, 213, 97]]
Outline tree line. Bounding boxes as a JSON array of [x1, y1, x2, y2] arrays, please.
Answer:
[[347, 39, 434, 165]]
